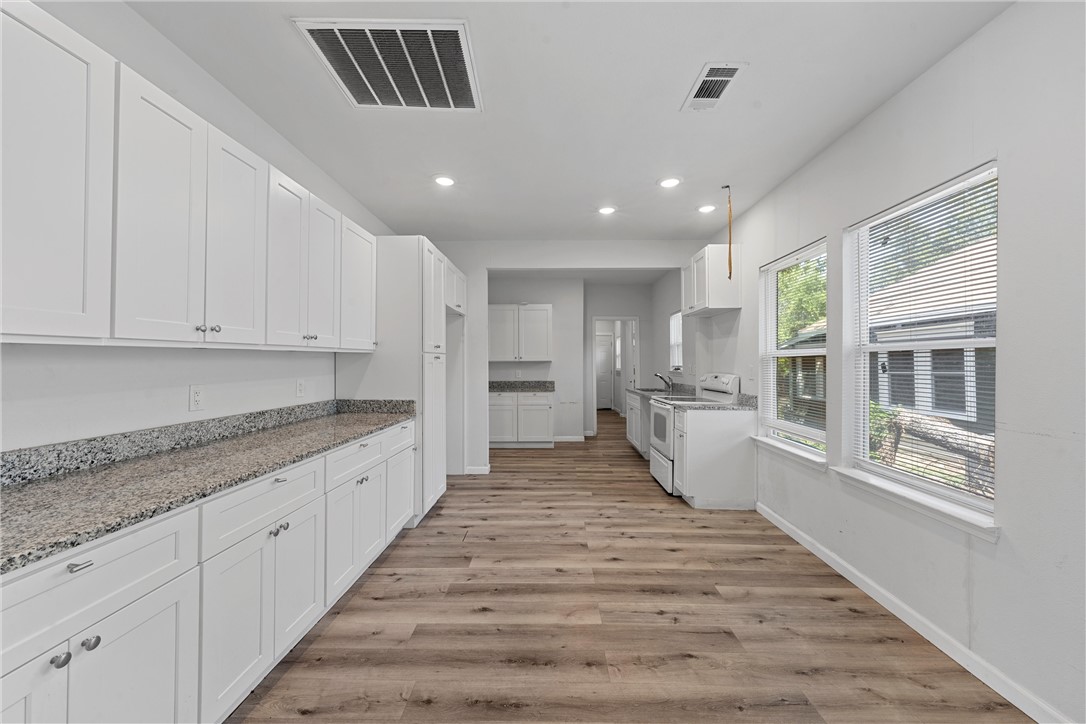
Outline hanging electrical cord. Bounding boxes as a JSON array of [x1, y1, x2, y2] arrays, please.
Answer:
[[723, 185, 733, 279]]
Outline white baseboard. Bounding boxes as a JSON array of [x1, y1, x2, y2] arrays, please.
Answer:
[[584, 430, 597, 437], [555, 435, 585, 442], [756, 502, 1072, 724], [464, 465, 490, 475]]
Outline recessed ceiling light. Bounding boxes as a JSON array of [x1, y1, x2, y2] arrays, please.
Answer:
[[658, 177, 682, 188], [433, 175, 455, 186], [598, 206, 616, 215], [698, 205, 717, 213]]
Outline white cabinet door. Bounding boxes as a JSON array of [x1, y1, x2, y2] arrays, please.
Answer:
[[340, 218, 376, 350], [1, 5, 115, 338], [681, 263, 695, 314], [488, 406, 517, 442], [673, 430, 688, 496], [114, 67, 208, 342], [356, 463, 386, 569], [306, 195, 340, 348], [422, 353, 447, 514], [518, 304, 553, 361], [444, 264, 466, 315], [385, 448, 415, 541], [204, 126, 268, 345], [273, 497, 325, 655], [692, 249, 708, 311], [517, 404, 553, 442], [68, 568, 199, 724], [324, 475, 362, 605], [422, 243, 446, 353], [266, 168, 309, 346], [488, 305, 519, 361], [0, 645, 69, 724], [626, 399, 641, 451], [200, 524, 274, 724]]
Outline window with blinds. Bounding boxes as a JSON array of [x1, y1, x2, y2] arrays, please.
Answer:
[[669, 312, 683, 370], [854, 166, 997, 504], [759, 239, 827, 451]]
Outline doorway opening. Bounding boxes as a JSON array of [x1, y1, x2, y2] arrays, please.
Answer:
[[592, 317, 639, 421]]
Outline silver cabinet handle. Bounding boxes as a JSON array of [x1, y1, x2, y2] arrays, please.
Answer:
[[269, 528, 280, 537], [456, 304, 462, 308], [273, 477, 287, 483], [209, 324, 222, 333], [81, 635, 102, 651], [279, 522, 290, 531], [359, 442, 368, 448], [357, 475, 369, 485], [412, 446, 418, 451], [195, 324, 207, 332], [67, 561, 93, 573], [400, 425, 408, 430], [435, 344, 442, 349], [50, 652, 71, 669]]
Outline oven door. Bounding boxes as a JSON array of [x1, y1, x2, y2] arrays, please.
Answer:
[[649, 400, 673, 458]]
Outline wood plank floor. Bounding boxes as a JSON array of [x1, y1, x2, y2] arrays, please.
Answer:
[[227, 411, 1027, 723]]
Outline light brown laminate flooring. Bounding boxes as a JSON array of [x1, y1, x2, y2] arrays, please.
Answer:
[[227, 411, 1027, 723]]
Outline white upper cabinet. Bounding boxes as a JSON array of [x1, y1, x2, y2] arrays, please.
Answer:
[[340, 218, 377, 351], [114, 67, 208, 342], [444, 261, 467, 315], [487, 304, 552, 361], [422, 242, 446, 353], [1, 5, 116, 338], [306, 196, 341, 348], [204, 127, 269, 345], [266, 169, 309, 346], [682, 244, 742, 316], [488, 305, 519, 361]]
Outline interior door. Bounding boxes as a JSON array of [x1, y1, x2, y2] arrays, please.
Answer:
[[266, 169, 309, 346], [595, 333, 614, 409]]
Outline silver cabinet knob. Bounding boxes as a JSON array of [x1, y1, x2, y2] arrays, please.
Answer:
[[269, 528, 280, 537], [81, 635, 102, 651], [195, 324, 207, 332], [209, 324, 222, 333], [456, 304, 462, 308], [67, 561, 93, 573], [50, 652, 71, 669], [359, 442, 369, 448], [435, 344, 442, 349], [279, 521, 290, 531], [311, 334, 318, 341]]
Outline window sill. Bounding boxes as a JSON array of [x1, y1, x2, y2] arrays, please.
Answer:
[[831, 466, 1000, 543], [753, 435, 828, 472]]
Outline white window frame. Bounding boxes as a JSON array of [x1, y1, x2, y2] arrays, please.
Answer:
[[669, 311, 683, 371], [758, 239, 828, 450], [848, 164, 997, 513]]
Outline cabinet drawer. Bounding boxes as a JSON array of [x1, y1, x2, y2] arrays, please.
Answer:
[[200, 458, 323, 560], [518, 392, 553, 405], [384, 421, 415, 458], [488, 392, 515, 407], [1, 509, 198, 676], [326, 435, 385, 491]]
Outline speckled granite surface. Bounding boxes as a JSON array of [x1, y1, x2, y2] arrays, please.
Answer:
[[336, 399, 416, 415], [2, 400, 338, 486], [489, 380, 555, 392], [0, 411, 413, 574]]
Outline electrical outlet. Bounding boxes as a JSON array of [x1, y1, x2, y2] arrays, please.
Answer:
[[296, 379, 305, 397], [189, 385, 204, 412], [515, 370, 522, 378]]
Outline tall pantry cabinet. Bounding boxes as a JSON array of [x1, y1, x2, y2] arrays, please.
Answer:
[[336, 236, 462, 523]]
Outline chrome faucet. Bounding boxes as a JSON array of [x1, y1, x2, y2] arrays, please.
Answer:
[[654, 372, 673, 391]]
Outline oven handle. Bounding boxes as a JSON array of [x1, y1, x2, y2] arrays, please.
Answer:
[[650, 400, 671, 411]]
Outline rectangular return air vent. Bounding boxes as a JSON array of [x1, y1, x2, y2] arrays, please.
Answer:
[[295, 20, 481, 111], [681, 62, 747, 111]]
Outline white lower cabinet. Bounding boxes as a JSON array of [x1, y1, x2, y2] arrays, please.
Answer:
[[272, 497, 326, 654], [489, 392, 553, 445], [324, 462, 386, 605], [517, 403, 553, 442], [673, 429, 688, 496], [1, 646, 69, 724], [423, 354, 447, 515], [385, 448, 415, 541]]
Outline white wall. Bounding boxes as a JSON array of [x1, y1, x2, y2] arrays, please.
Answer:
[[437, 240, 702, 472], [714, 4, 1084, 721], [583, 283, 655, 433], [488, 277, 585, 440], [1, 345, 334, 450]]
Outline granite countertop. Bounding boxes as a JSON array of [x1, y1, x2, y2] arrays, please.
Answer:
[[489, 380, 555, 392], [0, 411, 413, 575], [625, 389, 758, 411]]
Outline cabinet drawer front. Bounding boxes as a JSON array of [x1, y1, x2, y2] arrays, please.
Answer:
[[384, 421, 415, 458], [488, 392, 515, 407], [200, 458, 324, 560], [1, 509, 198, 677], [326, 437, 384, 491], [517, 392, 553, 405]]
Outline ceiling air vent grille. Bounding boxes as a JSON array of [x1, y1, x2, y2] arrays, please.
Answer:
[[295, 20, 481, 111], [682, 62, 746, 111]]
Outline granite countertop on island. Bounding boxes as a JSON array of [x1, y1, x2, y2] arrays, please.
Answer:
[[489, 380, 556, 392], [0, 409, 414, 575]]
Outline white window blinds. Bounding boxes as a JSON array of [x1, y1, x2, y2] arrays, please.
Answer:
[[854, 167, 997, 503], [759, 240, 828, 450], [669, 312, 683, 370]]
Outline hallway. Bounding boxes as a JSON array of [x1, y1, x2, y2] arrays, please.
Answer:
[[228, 412, 1025, 722]]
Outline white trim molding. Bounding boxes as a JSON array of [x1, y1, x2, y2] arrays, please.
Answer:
[[464, 465, 490, 475], [555, 435, 586, 442], [753, 435, 828, 472], [832, 465, 999, 542], [757, 502, 1071, 724]]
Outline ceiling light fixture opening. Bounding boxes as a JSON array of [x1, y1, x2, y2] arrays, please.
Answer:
[[598, 206, 616, 215], [698, 205, 717, 213], [434, 175, 456, 186], [658, 177, 682, 188]]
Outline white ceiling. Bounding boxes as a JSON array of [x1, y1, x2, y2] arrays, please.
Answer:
[[130, 2, 1008, 243], [489, 268, 670, 284]]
